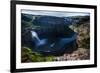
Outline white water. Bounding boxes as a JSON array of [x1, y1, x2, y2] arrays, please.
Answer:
[[31, 31, 41, 42], [31, 31, 46, 46]]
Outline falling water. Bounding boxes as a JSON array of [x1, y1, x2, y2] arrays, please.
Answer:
[[31, 31, 46, 46], [31, 31, 41, 43]]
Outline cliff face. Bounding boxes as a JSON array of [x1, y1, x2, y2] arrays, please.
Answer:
[[77, 23, 90, 49], [55, 18, 90, 61], [70, 21, 90, 49]]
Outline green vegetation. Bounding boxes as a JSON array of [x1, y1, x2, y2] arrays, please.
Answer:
[[21, 47, 55, 62]]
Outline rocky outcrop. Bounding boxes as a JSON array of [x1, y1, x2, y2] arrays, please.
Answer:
[[54, 48, 90, 61]]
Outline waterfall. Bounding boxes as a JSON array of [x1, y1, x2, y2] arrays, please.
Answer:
[[31, 31, 46, 46]]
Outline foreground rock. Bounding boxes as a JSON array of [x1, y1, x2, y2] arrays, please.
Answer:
[[54, 48, 90, 61]]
